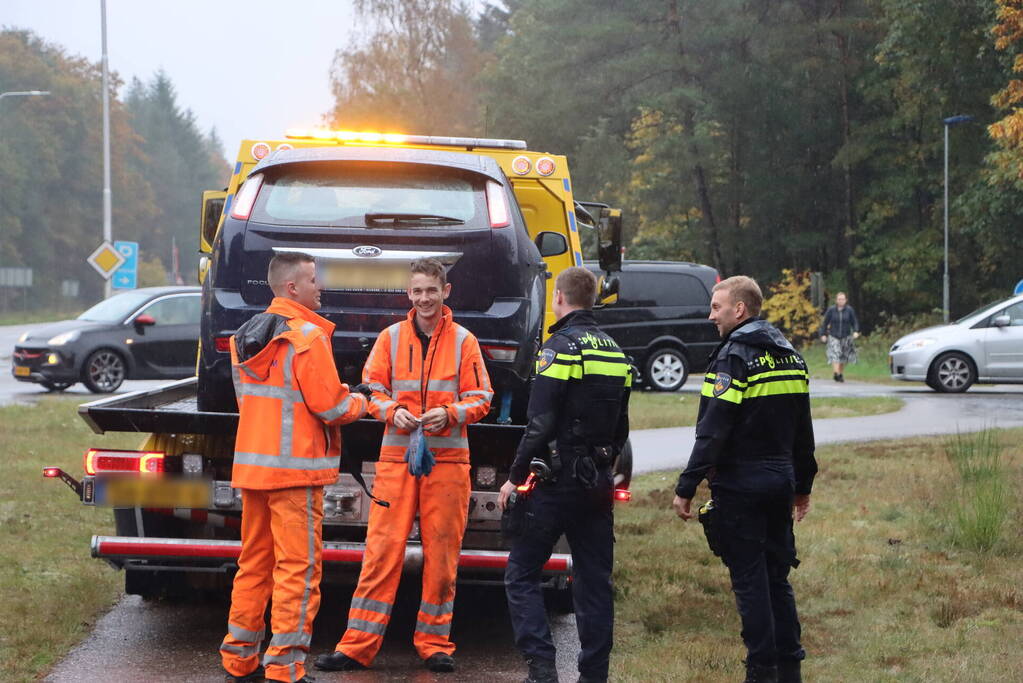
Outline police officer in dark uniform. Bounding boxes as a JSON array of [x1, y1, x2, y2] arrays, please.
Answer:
[[499, 266, 631, 683], [672, 275, 817, 683]]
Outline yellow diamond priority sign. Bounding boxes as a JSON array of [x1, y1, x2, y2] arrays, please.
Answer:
[[87, 241, 126, 279]]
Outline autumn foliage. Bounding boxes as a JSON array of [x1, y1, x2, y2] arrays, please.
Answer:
[[762, 270, 820, 347]]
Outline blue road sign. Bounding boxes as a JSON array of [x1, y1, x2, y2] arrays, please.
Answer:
[[1015, 279, 1023, 296], [112, 241, 138, 290]]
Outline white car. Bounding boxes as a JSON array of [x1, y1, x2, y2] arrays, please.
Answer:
[[889, 293, 1023, 392]]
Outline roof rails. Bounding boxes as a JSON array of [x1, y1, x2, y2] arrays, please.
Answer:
[[285, 129, 527, 151]]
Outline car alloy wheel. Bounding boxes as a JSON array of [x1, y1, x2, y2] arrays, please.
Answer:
[[931, 352, 975, 393], [83, 349, 126, 393], [644, 348, 689, 392]]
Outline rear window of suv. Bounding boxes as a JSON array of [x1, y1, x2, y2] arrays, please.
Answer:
[[620, 272, 710, 307], [252, 162, 485, 228]]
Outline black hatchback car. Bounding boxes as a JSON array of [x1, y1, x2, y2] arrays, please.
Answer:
[[12, 286, 201, 393], [588, 260, 720, 391]]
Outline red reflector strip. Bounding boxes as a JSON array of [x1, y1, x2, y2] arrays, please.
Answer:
[[614, 488, 632, 502], [214, 336, 231, 353], [43, 467, 61, 478]]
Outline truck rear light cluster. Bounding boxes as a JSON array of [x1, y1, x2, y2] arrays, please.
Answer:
[[535, 157, 556, 176], [614, 488, 632, 502], [486, 181, 510, 228], [511, 155, 531, 175], [481, 344, 517, 361], [85, 449, 165, 476], [230, 174, 264, 220], [214, 336, 231, 352], [250, 142, 271, 160]]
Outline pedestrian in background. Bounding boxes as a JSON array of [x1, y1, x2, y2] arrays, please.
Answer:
[[819, 291, 859, 382], [499, 266, 632, 683], [220, 252, 368, 683], [673, 275, 816, 683]]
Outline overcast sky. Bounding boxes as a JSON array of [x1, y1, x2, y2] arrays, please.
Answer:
[[3, 0, 360, 161]]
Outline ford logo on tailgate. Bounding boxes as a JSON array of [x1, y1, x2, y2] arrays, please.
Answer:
[[353, 245, 382, 258]]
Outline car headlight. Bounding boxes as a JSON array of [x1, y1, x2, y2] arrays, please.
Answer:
[[18, 331, 30, 343], [902, 338, 935, 350], [47, 330, 81, 346]]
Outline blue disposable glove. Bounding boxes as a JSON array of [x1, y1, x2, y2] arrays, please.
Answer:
[[405, 423, 435, 478]]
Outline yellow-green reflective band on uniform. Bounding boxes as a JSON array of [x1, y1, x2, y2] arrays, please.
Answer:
[[704, 372, 747, 388], [540, 363, 584, 380], [584, 360, 632, 378], [745, 379, 809, 398], [556, 353, 582, 362], [747, 369, 809, 383], [581, 348, 627, 359], [701, 381, 743, 404]]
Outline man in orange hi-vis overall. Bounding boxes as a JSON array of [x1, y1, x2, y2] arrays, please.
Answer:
[[315, 257, 493, 675], [220, 251, 368, 683]]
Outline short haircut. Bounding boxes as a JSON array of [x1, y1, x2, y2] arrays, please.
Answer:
[[410, 257, 447, 286], [268, 251, 315, 293], [555, 266, 597, 309], [713, 275, 763, 317]]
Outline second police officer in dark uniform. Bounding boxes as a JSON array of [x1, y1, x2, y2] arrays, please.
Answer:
[[672, 276, 817, 683], [499, 266, 631, 683]]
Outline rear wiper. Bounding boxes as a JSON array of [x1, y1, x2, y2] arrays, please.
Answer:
[[365, 213, 465, 225]]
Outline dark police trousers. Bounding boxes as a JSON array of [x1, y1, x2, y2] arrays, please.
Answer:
[[505, 471, 614, 679], [715, 489, 806, 668]]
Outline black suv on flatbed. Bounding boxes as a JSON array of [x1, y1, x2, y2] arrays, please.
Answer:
[[588, 260, 719, 391]]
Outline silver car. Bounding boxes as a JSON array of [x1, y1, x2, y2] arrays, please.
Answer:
[[889, 293, 1023, 392]]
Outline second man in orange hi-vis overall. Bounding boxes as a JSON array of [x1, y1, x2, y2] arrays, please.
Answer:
[[220, 252, 368, 683], [315, 257, 493, 674]]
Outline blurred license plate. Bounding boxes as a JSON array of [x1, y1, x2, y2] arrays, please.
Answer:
[[95, 477, 210, 508], [14, 365, 30, 377], [323, 263, 407, 292]]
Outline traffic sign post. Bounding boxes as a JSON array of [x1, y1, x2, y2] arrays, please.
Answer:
[[112, 240, 138, 290], [87, 241, 125, 280]]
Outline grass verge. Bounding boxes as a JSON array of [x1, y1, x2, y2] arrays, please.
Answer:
[[0, 309, 79, 327], [0, 398, 140, 682], [629, 393, 902, 430], [611, 428, 1023, 681]]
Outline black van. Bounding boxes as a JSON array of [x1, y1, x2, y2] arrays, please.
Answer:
[[588, 260, 720, 391]]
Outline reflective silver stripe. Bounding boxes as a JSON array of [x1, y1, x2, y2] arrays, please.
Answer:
[[280, 345, 295, 459], [371, 396, 398, 414], [455, 397, 486, 425], [235, 452, 340, 471], [292, 487, 316, 655], [229, 623, 265, 642], [239, 364, 262, 381], [232, 364, 244, 405], [381, 433, 411, 448], [419, 600, 454, 617], [221, 642, 260, 658], [263, 649, 305, 666], [393, 379, 422, 392], [415, 620, 451, 636], [366, 382, 391, 397], [427, 435, 468, 449], [452, 325, 468, 380], [269, 631, 311, 648], [314, 395, 354, 422], [380, 432, 470, 449], [388, 322, 401, 386], [348, 618, 388, 635], [301, 322, 317, 335], [237, 383, 302, 401], [351, 597, 393, 616], [428, 379, 458, 393], [458, 389, 493, 400]]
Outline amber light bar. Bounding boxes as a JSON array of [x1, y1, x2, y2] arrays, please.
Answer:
[[284, 129, 527, 150]]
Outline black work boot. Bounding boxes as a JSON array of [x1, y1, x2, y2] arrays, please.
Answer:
[[314, 651, 366, 671], [523, 657, 559, 683], [743, 661, 778, 683], [225, 665, 264, 682], [425, 652, 456, 673], [777, 660, 802, 683]]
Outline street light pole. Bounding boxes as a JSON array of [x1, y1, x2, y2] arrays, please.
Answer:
[[101, 0, 113, 299], [942, 114, 974, 324], [0, 90, 51, 101]]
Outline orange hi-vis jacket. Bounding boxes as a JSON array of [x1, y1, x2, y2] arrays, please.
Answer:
[[229, 297, 368, 490], [363, 306, 493, 463]]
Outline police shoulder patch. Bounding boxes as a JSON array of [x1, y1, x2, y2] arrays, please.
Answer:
[[713, 372, 732, 397], [537, 348, 557, 373]]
